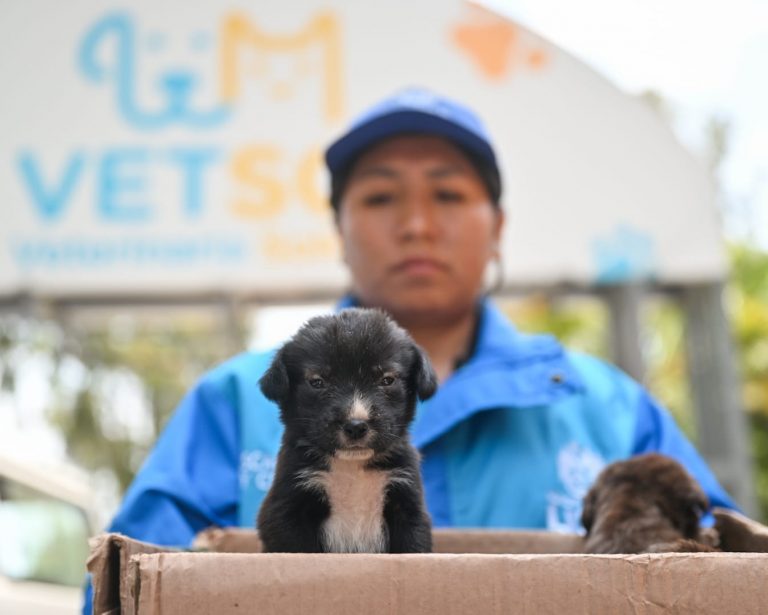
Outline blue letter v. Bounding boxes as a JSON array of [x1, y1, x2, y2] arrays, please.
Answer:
[[18, 152, 85, 222]]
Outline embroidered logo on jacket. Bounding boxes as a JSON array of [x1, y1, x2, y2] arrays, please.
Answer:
[[546, 442, 605, 533], [240, 449, 276, 492]]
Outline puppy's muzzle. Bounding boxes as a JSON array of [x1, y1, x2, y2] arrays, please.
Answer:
[[337, 419, 375, 460]]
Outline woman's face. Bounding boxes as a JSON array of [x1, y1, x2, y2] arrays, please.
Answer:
[[336, 135, 504, 325]]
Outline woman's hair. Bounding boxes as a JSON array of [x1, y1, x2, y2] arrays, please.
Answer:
[[329, 137, 502, 212]]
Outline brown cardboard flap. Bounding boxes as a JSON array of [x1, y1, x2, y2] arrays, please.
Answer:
[[433, 528, 584, 553], [193, 511, 768, 556], [714, 507, 768, 552], [193, 526, 263, 553], [130, 551, 768, 615], [87, 533, 176, 615], [192, 527, 584, 554]]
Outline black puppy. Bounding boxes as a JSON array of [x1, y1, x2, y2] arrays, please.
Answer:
[[257, 308, 436, 553], [581, 453, 719, 553]]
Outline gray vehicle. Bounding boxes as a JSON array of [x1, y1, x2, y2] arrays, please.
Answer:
[[0, 452, 93, 614]]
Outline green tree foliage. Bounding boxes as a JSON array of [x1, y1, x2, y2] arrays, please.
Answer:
[[1, 312, 239, 495], [57, 314, 240, 492], [727, 244, 768, 520]]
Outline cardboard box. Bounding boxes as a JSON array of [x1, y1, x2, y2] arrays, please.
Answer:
[[88, 508, 768, 615]]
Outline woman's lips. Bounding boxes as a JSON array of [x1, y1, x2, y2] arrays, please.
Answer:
[[391, 258, 449, 276]]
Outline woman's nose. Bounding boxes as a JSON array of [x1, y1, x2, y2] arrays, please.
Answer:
[[396, 195, 439, 241]]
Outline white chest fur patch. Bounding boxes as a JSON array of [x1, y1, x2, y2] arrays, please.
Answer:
[[303, 458, 389, 553]]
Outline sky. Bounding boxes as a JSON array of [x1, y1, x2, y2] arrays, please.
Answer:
[[484, 0, 768, 245]]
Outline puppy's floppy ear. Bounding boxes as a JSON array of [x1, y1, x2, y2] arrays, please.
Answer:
[[411, 344, 438, 401], [259, 349, 289, 403], [678, 484, 710, 537], [681, 487, 709, 519], [581, 486, 597, 534]]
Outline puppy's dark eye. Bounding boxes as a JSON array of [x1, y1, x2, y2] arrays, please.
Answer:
[[380, 376, 396, 386], [308, 377, 325, 389]]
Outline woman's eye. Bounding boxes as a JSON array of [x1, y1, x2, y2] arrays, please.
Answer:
[[380, 376, 396, 386], [435, 189, 464, 203], [308, 378, 325, 389], [363, 192, 395, 206]]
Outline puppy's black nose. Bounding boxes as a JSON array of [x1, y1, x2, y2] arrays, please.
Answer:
[[343, 419, 369, 441]]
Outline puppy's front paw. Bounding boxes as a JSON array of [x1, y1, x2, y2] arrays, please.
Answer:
[[697, 526, 720, 548], [645, 538, 720, 553]]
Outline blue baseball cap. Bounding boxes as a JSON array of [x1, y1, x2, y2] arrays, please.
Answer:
[[325, 87, 502, 208]]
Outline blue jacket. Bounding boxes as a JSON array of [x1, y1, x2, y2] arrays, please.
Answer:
[[83, 299, 736, 612]]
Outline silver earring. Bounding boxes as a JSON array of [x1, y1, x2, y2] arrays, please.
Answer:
[[484, 252, 505, 296]]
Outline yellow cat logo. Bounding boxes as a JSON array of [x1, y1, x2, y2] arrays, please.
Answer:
[[220, 12, 344, 122]]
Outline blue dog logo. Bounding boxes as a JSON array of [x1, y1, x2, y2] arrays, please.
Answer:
[[78, 13, 230, 130]]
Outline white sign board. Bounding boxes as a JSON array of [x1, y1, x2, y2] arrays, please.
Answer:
[[0, 0, 727, 301]]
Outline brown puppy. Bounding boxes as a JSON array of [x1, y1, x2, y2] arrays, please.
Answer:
[[581, 453, 720, 554]]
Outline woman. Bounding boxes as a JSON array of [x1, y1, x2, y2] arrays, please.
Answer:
[[83, 87, 736, 611]]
